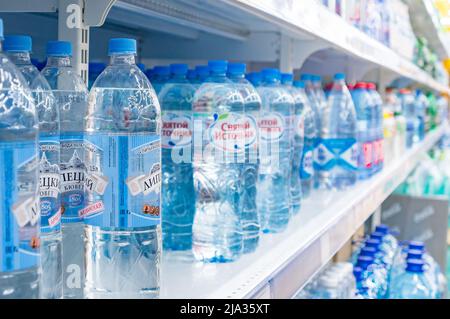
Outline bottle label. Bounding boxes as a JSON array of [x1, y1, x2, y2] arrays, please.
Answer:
[[300, 143, 314, 179], [373, 139, 384, 165], [39, 136, 61, 232], [0, 141, 40, 272], [258, 112, 285, 142], [60, 135, 86, 223], [161, 111, 192, 149], [83, 133, 161, 228], [314, 138, 358, 171], [362, 141, 373, 169]]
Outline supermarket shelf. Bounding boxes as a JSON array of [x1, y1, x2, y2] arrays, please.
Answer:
[[408, 0, 450, 60], [161, 124, 447, 299]]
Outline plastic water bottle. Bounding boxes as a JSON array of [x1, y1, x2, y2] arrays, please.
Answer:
[[256, 69, 293, 233], [301, 74, 322, 188], [294, 81, 316, 198], [312, 75, 327, 113], [88, 62, 106, 90], [316, 73, 358, 190], [356, 255, 386, 298], [191, 60, 244, 262], [415, 89, 428, 141], [228, 63, 261, 253], [152, 65, 170, 94], [159, 64, 195, 254], [353, 267, 375, 299], [358, 247, 388, 297], [83, 39, 161, 298], [351, 82, 373, 179], [367, 83, 383, 173], [193, 65, 210, 87], [41, 41, 88, 299], [281, 73, 303, 214], [0, 20, 40, 299], [4, 35, 62, 299], [399, 89, 419, 148], [389, 259, 433, 299], [375, 224, 398, 251]]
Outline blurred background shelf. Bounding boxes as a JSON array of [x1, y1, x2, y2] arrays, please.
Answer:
[[161, 125, 447, 299]]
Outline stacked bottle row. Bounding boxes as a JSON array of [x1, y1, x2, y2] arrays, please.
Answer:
[[0, 23, 161, 299], [352, 225, 446, 299]]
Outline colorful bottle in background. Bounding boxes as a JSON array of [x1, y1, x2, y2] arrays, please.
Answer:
[[192, 60, 244, 262], [159, 63, 195, 254], [316, 73, 358, 190], [350, 82, 373, 179], [294, 80, 316, 198], [228, 63, 261, 253], [41, 41, 88, 299], [257, 69, 293, 232], [4, 35, 62, 299], [0, 20, 40, 299], [281, 73, 303, 214], [84, 38, 161, 298]]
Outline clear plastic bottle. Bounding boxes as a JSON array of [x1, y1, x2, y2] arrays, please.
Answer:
[[389, 259, 434, 299], [399, 88, 419, 148], [415, 89, 428, 141], [152, 65, 170, 94], [4, 35, 62, 299], [256, 69, 293, 233], [41, 41, 88, 299], [316, 73, 358, 190], [356, 255, 385, 299], [159, 63, 195, 254], [228, 63, 261, 253], [294, 81, 316, 198], [385, 88, 406, 159], [84, 38, 161, 298], [191, 60, 244, 262], [350, 82, 373, 179], [281, 73, 303, 214], [367, 83, 384, 174], [301, 74, 322, 188], [0, 21, 40, 299]]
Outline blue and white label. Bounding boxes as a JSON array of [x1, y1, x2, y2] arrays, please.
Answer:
[[83, 134, 161, 228], [314, 138, 358, 171], [39, 136, 61, 232], [300, 143, 314, 179], [60, 135, 85, 223], [0, 141, 40, 272]]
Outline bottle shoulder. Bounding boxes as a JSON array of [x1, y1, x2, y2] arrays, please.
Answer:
[[193, 81, 244, 112], [92, 65, 153, 90], [41, 66, 87, 93]]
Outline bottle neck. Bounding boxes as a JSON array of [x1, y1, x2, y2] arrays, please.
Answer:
[[110, 53, 136, 66], [6, 52, 31, 65], [228, 73, 245, 80], [47, 56, 72, 67]]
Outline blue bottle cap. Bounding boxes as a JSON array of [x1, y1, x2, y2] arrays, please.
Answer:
[[300, 73, 312, 81], [170, 63, 188, 75], [293, 80, 305, 88], [246, 72, 262, 86], [281, 73, 293, 83], [153, 65, 170, 76], [334, 73, 346, 80], [370, 232, 385, 241], [375, 224, 390, 235], [195, 65, 210, 77], [406, 259, 425, 273], [137, 63, 145, 71], [89, 62, 106, 74], [187, 69, 197, 79], [208, 60, 228, 73], [407, 249, 423, 260], [108, 38, 136, 55], [0, 19, 3, 40], [261, 68, 281, 81], [408, 241, 425, 251], [312, 75, 322, 82], [359, 246, 377, 257], [227, 62, 246, 75], [365, 238, 381, 250], [353, 266, 364, 281], [3, 35, 32, 52], [46, 41, 72, 57], [356, 256, 374, 270]]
